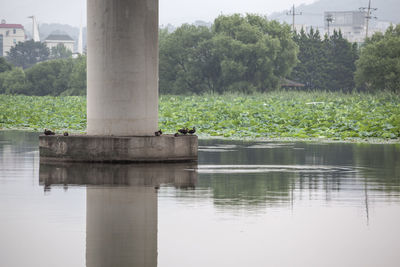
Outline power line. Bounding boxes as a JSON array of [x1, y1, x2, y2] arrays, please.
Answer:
[[286, 4, 302, 32], [360, 0, 378, 39]]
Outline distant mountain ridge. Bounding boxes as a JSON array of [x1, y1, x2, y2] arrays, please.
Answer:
[[269, 0, 399, 27]]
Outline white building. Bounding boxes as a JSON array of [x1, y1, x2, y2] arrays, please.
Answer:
[[44, 34, 74, 52], [370, 21, 393, 36], [324, 11, 366, 43], [0, 20, 26, 56]]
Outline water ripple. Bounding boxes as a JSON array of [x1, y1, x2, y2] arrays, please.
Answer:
[[196, 164, 357, 174]]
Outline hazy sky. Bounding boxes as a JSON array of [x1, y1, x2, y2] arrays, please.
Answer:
[[0, 0, 316, 27]]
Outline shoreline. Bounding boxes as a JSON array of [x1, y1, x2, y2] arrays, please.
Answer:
[[1, 128, 399, 144]]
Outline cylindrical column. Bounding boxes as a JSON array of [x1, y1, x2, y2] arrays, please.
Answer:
[[87, 0, 159, 136]]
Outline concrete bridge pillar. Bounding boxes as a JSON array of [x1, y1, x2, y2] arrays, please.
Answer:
[[87, 0, 159, 136], [39, 0, 198, 163]]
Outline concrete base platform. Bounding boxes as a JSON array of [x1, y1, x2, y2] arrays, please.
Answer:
[[39, 134, 198, 163]]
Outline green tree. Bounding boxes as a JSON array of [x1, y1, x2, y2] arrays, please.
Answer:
[[291, 28, 330, 90], [355, 25, 400, 92], [50, 44, 72, 59], [324, 30, 358, 91], [63, 55, 87, 95], [291, 29, 358, 91], [159, 24, 213, 94], [210, 14, 298, 93], [6, 40, 50, 69], [25, 58, 74, 95], [0, 68, 27, 94], [0, 57, 13, 73], [159, 14, 298, 94]]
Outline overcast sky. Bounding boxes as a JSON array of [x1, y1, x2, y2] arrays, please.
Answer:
[[0, 0, 316, 27]]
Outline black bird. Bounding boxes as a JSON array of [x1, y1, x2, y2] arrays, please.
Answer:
[[174, 133, 179, 137], [178, 128, 188, 135], [188, 127, 196, 135], [63, 132, 69, 136], [154, 129, 162, 136], [44, 129, 55, 135]]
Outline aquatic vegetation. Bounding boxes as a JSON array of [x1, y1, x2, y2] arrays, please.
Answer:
[[0, 95, 86, 132], [1, 91, 399, 140], [159, 91, 400, 139]]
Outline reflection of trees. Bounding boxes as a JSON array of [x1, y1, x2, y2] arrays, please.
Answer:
[[196, 140, 400, 209], [0, 131, 39, 175], [198, 172, 296, 208], [353, 144, 400, 194]]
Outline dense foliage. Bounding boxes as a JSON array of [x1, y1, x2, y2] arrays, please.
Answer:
[[0, 57, 12, 73], [0, 67, 26, 94], [160, 14, 298, 94], [6, 40, 50, 69], [0, 15, 398, 96], [63, 55, 87, 96], [50, 44, 73, 59], [291, 29, 358, 91], [0, 56, 87, 95], [1, 92, 399, 140], [355, 25, 400, 93], [24, 59, 74, 95]]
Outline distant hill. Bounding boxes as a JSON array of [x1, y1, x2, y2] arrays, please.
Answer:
[[269, 0, 399, 27], [24, 23, 87, 52]]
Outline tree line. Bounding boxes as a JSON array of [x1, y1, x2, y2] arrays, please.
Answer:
[[0, 14, 399, 95], [0, 55, 86, 96], [160, 14, 297, 94], [0, 41, 85, 96], [291, 28, 358, 91]]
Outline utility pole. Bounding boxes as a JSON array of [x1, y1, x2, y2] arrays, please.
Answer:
[[287, 4, 302, 32], [360, 0, 377, 39], [326, 14, 333, 37]]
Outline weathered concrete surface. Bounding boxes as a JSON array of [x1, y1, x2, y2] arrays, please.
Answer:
[[87, 0, 159, 136], [39, 134, 197, 163]]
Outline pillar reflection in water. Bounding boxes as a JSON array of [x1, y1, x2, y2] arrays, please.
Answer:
[[87, 185, 156, 267], [39, 162, 197, 267]]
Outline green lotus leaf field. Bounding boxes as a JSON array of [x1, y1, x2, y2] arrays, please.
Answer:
[[1, 91, 399, 140]]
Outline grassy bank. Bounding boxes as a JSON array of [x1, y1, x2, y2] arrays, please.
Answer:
[[1, 91, 399, 141]]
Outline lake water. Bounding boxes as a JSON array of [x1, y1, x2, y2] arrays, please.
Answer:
[[1, 131, 400, 267]]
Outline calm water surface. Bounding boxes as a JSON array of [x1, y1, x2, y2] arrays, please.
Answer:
[[1, 131, 400, 267]]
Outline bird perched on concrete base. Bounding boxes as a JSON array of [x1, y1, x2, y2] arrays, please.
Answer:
[[178, 128, 188, 135], [63, 132, 69, 136], [44, 129, 55, 135], [155, 129, 162, 136], [174, 133, 179, 137], [188, 127, 196, 135]]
